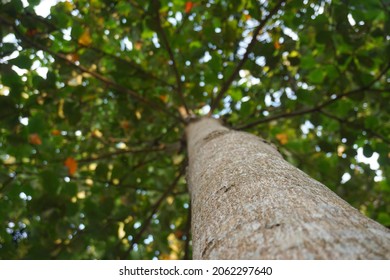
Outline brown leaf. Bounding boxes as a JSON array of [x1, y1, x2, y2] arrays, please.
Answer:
[[276, 133, 288, 145], [28, 133, 42, 145], [185, 2, 194, 13], [135, 41, 143, 50], [120, 120, 131, 130], [26, 29, 38, 37], [159, 95, 168, 103], [51, 129, 61, 136], [66, 53, 79, 62], [64, 157, 78, 176], [174, 230, 184, 240]]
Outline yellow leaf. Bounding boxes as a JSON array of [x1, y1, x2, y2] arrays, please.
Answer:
[[78, 29, 92, 46], [97, 17, 104, 27], [244, 14, 251, 21], [4, 155, 16, 165], [290, 50, 299, 57], [178, 106, 189, 119], [337, 145, 346, 157], [117, 222, 126, 239], [85, 178, 93, 186], [166, 196, 174, 205], [135, 110, 142, 120], [68, 74, 83, 86], [64, 157, 78, 176], [77, 191, 86, 199], [159, 253, 172, 260], [276, 133, 288, 145], [58, 98, 65, 118], [91, 129, 103, 138], [64, 1, 73, 12]]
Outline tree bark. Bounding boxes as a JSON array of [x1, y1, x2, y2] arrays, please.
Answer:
[[186, 117, 390, 259]]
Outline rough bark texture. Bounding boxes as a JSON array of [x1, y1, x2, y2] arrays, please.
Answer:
[[186, 117, 390, 259]]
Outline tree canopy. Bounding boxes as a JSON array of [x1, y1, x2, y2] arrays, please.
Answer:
[[0, 0, 389, 259]]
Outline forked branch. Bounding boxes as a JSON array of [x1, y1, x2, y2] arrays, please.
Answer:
[[208, 0, 286, 115]]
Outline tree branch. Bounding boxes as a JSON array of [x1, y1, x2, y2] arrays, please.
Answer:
[[0, 174, 16, 192], [10, 11, 174, 88], [120, 162, 185, 259], [76, 144, 170, 163], [83, 44, 176, 89], [379, 0, 390, 12], [1, 17, 184, 123], [153, 0, 190, 116], [237, 62, 390, 130], [208, 0, 286, 115], [182, 204, 191, 260], [319, 110, 390, 145]]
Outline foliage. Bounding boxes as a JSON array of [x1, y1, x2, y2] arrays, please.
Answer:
[[0, 0, 389, 259]]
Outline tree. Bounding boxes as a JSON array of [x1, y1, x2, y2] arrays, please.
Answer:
[[187, 118, 390, 259], [0, 0, 389, 259]]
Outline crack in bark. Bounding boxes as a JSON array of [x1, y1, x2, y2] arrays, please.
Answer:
[[202, 130, 230, 143], [201, 239, 216, 258], [265, 223, 282, 229], [216, 183, 235, 194]]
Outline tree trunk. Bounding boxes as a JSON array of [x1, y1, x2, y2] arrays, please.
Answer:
[[186, 117, 390, 259]]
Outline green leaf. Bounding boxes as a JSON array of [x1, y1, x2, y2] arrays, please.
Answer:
[[9, 54, 33, 69], [377, 213, 390, 226], [1, 0, 389, 260], [61, 182, 78, 197], [240, 101, 253, 117], [308, 68, 325, 84], [300, 55, 316, 69], [28, 0, 41, 7], [364, 115, 378, 129], [0, 42, 17, 56], [95, 163, 109, 180], [362, 144, 374, 158], [63, 102, 82, 125], [40, 170, 61, 196], [1, 0, 23, 15]]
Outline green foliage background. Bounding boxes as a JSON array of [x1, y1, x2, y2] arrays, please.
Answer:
[[0, 0, 389, 259]]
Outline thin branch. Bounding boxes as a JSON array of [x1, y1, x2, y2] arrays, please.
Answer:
[[379, 0, 390, 12], [368, 88, 390, 93], [238, 62, 390, 130], [76, 144, 169, 163], [237, 106, 316, 130], [83, 44, 176, 89], [153, 0, 190, 116], [182, 204, 191, 260], [1, 17, 184, 123], [175, 12, 190, 35], [12, 12, 172, 88], [128, 0, 147, 13], [119, 162, 186, 259], [208, 0, 286, 115], [319, 110, 390, 145], [0, 174, 16, 192]]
